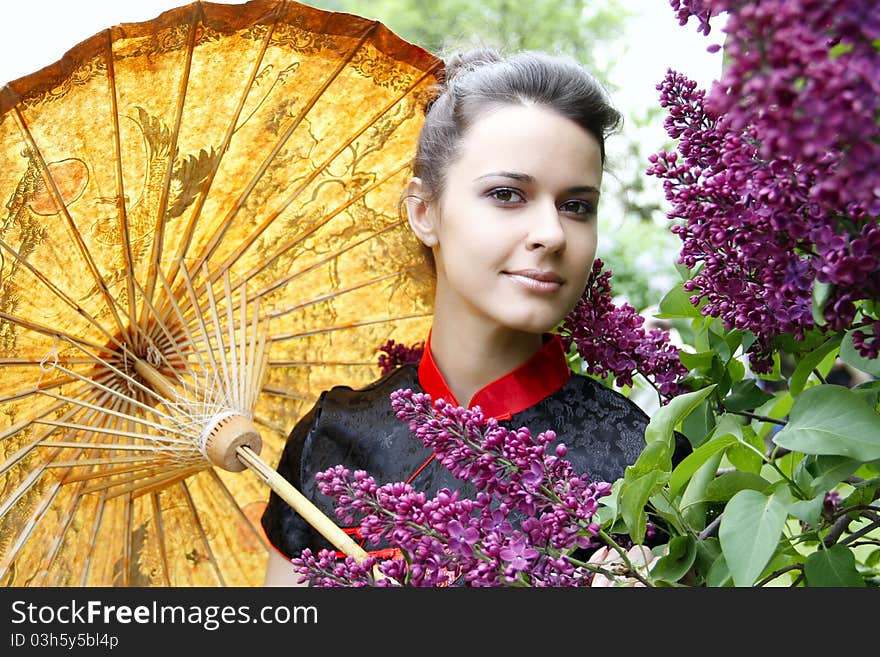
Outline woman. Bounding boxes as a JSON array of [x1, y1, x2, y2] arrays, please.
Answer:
[[261, 48, 686, 585]]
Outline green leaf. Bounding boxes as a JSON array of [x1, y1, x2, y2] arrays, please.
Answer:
[[678, 350, 716, 372], [693, 537, 722, 582], [790, 336, 842, 396], [804, 546, 865, 587], [669, 433, 738, 498], [708, 328, 733, 361], [704, 471, 772, 502], [597, 479, 621, 521], [773, 385, 880, 460], [719, 489, 789, 587], [841, 329, 880, 377], [853, 380, 880, 408], [727, 358, 746, 389], [740, 330, 758, 354], [724, 379, 774, 412], [829, 42, 854, 58], [842, 485, 878, 520], [626, 438, 673, 479], [680, 398, 716, 448], [651, 535, 697, 583], [804, 455, 863, 496], [811, 281, 832, 327], [787, 493, 825, 528], [645, 385, 717, 445], [754, 391, 794, 440], [618, 471, 662, 544], [681, 451, 724, 529], [726, 426, 765, 474], [706, 553, 732, 587], [657, 283, 702, 319]]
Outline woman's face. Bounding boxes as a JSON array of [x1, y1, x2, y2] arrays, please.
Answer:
[[426, 103, 603, 336]]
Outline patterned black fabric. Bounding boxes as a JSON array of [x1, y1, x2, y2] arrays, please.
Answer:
[[261, 363, 691, 559]]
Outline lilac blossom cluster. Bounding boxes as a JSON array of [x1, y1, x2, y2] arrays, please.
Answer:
[[559, 259, 688, 400], [377, 339, 425, 375], [650, 0, 880, 370], [290, 388, 613, 586]]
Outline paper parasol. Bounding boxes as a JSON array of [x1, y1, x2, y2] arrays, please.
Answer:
[[0, 0, 439, 586]]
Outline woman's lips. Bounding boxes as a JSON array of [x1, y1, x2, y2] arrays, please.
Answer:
[[503, 269, 564, 293]]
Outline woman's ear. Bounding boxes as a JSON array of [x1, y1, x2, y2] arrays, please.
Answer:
[[404, 177, 439, 247]]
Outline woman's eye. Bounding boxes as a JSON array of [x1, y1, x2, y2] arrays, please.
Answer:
[[559, 199, 597, 217], [487, 188, 525, 203]]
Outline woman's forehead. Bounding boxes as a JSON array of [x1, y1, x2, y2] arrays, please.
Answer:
[[451, 104, 603, 186]]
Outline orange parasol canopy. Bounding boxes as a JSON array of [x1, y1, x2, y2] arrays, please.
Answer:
[[0, 0, 439, 586]]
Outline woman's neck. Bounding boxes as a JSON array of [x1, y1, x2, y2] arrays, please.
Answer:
[[427, 320, 544, 407]]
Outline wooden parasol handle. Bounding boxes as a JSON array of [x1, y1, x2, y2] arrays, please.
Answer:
[[235, 444, 371, 564], [134, 358, 370, 565]]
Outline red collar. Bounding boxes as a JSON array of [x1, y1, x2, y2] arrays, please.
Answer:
[[417, 333, 571, 421]]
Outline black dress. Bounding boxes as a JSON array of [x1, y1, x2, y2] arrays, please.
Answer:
[[260, 335, 690, 560]]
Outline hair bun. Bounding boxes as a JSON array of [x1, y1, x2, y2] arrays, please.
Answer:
[[442, 48, 502, 84]]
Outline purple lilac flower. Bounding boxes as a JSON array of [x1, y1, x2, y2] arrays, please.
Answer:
[[499, 533, 540, 581], [559, 258, 688, 400], [649, 0, 880, 370], [377, 339, 425, 375], [294, 390, 614, 586]]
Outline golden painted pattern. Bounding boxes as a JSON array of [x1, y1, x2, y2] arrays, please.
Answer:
[[0, 0, 441, 587]]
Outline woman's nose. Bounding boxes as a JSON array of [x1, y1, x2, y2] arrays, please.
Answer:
[[526, 200, 566, 252]]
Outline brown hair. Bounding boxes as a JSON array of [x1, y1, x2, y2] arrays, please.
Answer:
[[414, 48, 622, 202]]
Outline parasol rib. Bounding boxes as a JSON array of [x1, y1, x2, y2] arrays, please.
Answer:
[[165, 1, 286, 288], [179, 19, 380, 285], [18, 481, 86, 587], [118, 272, 205, 385], [251, 413, 288, 439], [0, 0, 442, 586], [224, 273, 241, 410], [83, 465, 203, 498], [103, 27, 138, 325], [140, 4, 201, 332], [0, 385, 107, 479], [36, 424, 197, 447], [154, 265, 215, 377], [0, 390, 117, 577], [258, 255, 421, 314], [8, 110, 128, 340], [258, 386, 316, 403], [209, 61, 440, 282], [0, 376, 74, 405], [40, 386, 192, 440], [48, 456, 179, 471], [201, 263, 236, 404], [224, 153, 413, 294], [0, 242, 132, 351], [267, 311, 432, 338], [206, 467, 270, 550], [80, 495, 106, 586], [149, 492, 172, 587], [179, 478, 226, 586], [251, 217, 411, 300], [179, 264, 234, 404], [0, 478, 64, 583]]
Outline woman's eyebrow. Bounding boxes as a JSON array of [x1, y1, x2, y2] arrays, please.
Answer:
[[475, 171, 600, 195], [475, 171, 534, 183]]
